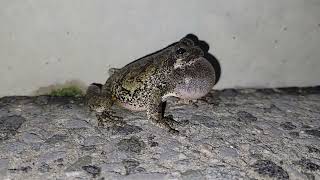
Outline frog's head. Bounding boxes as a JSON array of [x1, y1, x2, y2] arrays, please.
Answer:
[[164, 36, 216, 100], [171, 37, 205, 69]]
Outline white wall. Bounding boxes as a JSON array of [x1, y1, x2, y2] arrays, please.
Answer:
[[1, 0, 320, 96]]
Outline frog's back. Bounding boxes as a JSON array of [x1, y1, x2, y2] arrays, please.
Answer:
[[116, 47, 172, 79], [105, 48, 172, 110]]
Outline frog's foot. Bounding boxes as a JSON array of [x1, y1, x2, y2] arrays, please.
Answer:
[[164, 115, 190, 127], [151, 117, 179, 135], [179, 99, 192, 104], [173, 99, 198, 107], [163, 115, 180, 126], [96, 111, 126, 127]]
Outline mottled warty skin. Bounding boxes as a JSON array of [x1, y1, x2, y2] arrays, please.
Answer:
[[86, 36, 216, 134]]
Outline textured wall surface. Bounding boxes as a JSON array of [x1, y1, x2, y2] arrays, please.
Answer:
[[1, 0, 320, 96]]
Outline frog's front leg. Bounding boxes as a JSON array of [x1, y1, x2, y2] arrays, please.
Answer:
[[146, 92, 179, 134], [160, 101, 182, 127]]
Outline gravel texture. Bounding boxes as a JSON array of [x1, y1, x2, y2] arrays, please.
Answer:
[[0, 87, 319, 179]]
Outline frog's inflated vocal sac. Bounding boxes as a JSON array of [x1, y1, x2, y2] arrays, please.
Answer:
[[86, 35, 216, 134]]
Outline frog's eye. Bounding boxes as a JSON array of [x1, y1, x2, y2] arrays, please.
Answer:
[[176, 48, 186, 55]]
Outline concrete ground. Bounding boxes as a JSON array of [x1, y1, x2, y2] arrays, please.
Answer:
[[0, 87, 319, 180]]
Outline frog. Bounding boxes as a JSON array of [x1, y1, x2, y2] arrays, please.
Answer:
[[85, 35, 216, 134]]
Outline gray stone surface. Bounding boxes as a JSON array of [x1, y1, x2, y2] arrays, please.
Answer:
[[0, 87, 319, 179], [0, 115, 26, 141]]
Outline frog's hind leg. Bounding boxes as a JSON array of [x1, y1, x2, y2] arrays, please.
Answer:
[[96, 111, 126, 127], [85, 83, 125, 127], [85, 83, 107, 112], [85, 83, 103, 99]]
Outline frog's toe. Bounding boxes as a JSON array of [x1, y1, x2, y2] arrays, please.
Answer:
[[164, 115, 181, 126]]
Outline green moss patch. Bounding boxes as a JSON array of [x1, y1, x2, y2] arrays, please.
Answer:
[[49, 86, 84, 97]]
